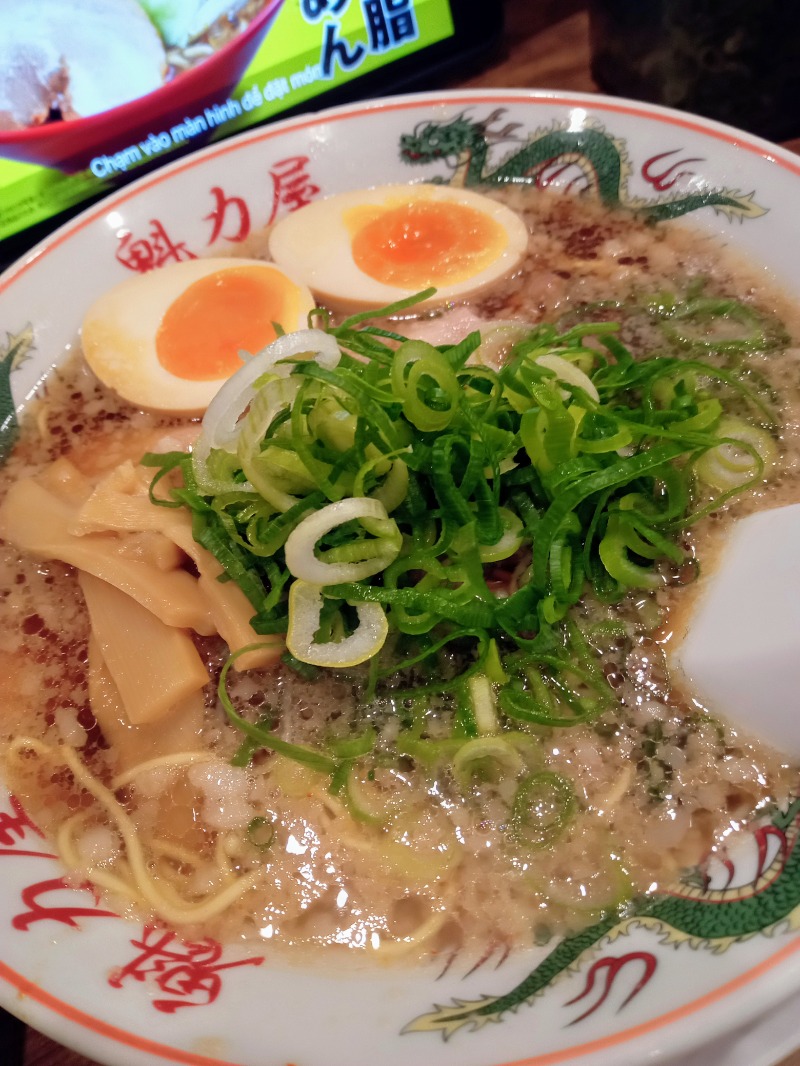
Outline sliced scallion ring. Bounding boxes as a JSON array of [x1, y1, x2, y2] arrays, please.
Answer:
[[237, 377, 303, 510], [286, 579, 389, 667], [468, 673, 499, 735], [694, 416, 777, 492], [246, 815, 276, 852], [193, 329, 340, 493], [510, 771, 577, 849], [535, 353, 600, 402], [343, 761, 410, 826], [284, 497, 401, 584], [391, 339, 460, 432], [474, 323, 533, 367], [452, 737, 524, 788]]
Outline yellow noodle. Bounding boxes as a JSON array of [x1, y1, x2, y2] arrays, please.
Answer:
[[319, 792, 348, 819], [8, 738, 257, 926], [146, 865, 212, 908], [59, 816, 140, 902], [598, 764, 634, 812], [373, 909, 448, 958], [56, 810, 93, 868], [7, 735, 55, 763], [339, 825, 461, 880], [68, 859, 141, 903], [148, 836, 239, 889], [149, 838, 211, 868], [215, 830, 250, 871]]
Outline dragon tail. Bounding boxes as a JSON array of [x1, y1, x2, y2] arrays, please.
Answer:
[[403, 911, 622, 1038]]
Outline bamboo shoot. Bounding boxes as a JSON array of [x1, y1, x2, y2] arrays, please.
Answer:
[[80, 573, 209, 725]]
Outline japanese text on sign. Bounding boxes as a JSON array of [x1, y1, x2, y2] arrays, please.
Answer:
[[300, 0, 419, 79]]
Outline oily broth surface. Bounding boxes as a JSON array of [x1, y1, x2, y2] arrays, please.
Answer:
[[0, 188, 797, 962]]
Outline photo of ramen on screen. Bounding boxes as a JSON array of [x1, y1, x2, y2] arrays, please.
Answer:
[[0, 0, 495, 252], [0, 0, 277, 130]]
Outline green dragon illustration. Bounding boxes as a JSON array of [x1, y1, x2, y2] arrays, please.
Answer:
[[0, 325, 34, 463], [399, 110, 766, 223], [405, 797, 800, 1038]]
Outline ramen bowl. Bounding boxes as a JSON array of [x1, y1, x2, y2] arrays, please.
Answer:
[[0, 0, 285, 172], [0, 90, 798, 1066]]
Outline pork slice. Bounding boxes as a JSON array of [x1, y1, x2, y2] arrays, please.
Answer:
[[400, 305, 493, 347]]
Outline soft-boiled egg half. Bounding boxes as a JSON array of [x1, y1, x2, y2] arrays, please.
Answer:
[[81, 258, 316, 414], [268, 184, 529, 308]]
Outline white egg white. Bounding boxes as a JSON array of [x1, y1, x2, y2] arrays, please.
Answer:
[[267, 183, 530, 309], [81, 257, 316, 414]]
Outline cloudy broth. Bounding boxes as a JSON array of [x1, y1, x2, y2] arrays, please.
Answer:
[[0, 187, 797, 961]]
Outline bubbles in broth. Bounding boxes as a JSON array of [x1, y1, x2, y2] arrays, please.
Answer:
[[0, 185, 797, 962]]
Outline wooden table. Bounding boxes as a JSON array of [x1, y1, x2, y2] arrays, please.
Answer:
[[11, 2, 800, 1064]]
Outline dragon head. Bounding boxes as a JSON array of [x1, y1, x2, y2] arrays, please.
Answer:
[[399, 113, 480, 166]]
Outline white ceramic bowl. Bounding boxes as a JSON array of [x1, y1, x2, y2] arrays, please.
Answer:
[[0, 89, 798, 1066]]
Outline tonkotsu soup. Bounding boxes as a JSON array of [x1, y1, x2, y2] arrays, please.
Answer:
[[0, 185, 797, 962]]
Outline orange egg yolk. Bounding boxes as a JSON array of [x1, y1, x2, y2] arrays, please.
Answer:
[[156, 266, 299, 381], [349, 200, 507, 289]]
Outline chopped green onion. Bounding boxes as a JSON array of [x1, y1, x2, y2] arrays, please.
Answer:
[[452, 737, 524, 788], [246, 816, 275, 852], [693, 415, 776, 491], [510, 771, 577, 849], [141, 286, 784, 817]]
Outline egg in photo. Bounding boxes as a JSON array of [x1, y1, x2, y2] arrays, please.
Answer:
[[81, 257, 317, 414], [267, 183, 530, 308]]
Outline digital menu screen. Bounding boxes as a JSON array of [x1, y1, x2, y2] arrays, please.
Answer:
[[0, 0, 462, 244]]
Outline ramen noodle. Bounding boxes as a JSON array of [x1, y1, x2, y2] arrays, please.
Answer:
[[0, 187, 797, 960]]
